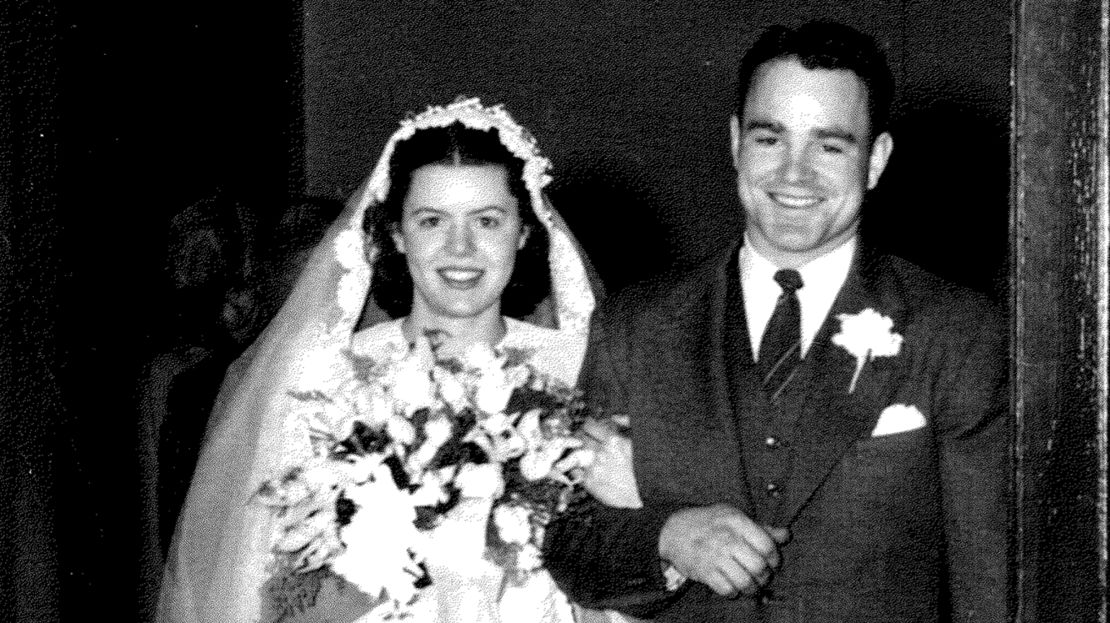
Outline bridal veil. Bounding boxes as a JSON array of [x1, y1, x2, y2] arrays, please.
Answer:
[[157, 98, 601, 622]]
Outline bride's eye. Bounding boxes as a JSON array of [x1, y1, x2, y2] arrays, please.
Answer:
[[416, 215, 441, 228], [477, 215, 501, 229]]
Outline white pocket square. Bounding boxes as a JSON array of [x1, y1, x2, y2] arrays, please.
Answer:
[[871, 404, 926, 437]]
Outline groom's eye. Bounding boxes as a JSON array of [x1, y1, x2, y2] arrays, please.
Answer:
[[477, 215, 501, 229], [752, 134, 779, 146]]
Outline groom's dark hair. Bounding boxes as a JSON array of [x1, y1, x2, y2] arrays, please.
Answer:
[[365, 121, 551, 319], [733, 21, 895, 141]]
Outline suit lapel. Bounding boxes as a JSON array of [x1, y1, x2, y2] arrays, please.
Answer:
[[717, 249, 761, 516], [633, 243, 756, 514], [772, 247, 910, 526]]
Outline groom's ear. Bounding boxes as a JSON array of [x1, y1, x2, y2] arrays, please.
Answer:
[[729, 114, 743, 171], [866, 131, 894, 190]]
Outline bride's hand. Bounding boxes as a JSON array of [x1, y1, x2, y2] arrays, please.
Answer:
[[579, 417, 643, 509]]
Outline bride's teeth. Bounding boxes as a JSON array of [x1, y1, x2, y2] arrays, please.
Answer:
[[773, 194, 821, 208], [442, 269, 480, 280]]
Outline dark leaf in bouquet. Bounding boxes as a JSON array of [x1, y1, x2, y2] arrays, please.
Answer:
[[263, 565, 380, 623], [342, 349, 382, 382], [382, 454, 411, 489], [502, 346, 535, 369], [498, 466, 570, 521], [334, 421, 390, 458], [504, 385, 563, 415], [408, 407, 433, 448], [435, 356, 465, 375], [287, 389, 331, 404], [483, 518, 521, 577], [412, 560, 432, 589], [255, 466, 300, 501], [430, 439, 488, 470], [427, 408, 487, 468], [261, 565, 330, 621], [413, 482, 461, 530], [335, 494, 356, 527]]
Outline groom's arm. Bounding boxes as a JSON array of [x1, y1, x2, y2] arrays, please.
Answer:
[[933, 302, 1010, 622], [544, 306, 687, 618], [544, 499, 688, 617]]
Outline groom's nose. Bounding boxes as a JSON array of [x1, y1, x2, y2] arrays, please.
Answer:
[[778, 147, 816, 184]]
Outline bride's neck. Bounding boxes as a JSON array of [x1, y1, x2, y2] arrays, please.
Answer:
[[401, 310, 507, 353]]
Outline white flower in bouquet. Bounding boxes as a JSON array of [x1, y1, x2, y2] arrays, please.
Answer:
[[454, 462, 505, 499], [459, 342, 504, 376], [473, 371, 515, 415], [330, 456, 427, 608], [256, 462, 349, 573], [492, 503, 532, 546], [432, 365, 469, 412], [466, 412, 527, 462], [423, 467, 502, 578], [386, 411, 417, 446], [517, 409, 584, 482], [410, 466, 453, 508], [388, 338, 437, 413], [351, 382, 393, 428], [407, 414, 454, 474], [460, 343, 521, 415], [516, 543, 543, 572]]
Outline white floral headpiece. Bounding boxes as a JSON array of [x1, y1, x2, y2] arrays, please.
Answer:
[[362, 96, 554, 210]]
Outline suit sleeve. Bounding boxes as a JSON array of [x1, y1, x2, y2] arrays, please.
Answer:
[[933, 304, 1010, 622], [543, 306, 687, 619]]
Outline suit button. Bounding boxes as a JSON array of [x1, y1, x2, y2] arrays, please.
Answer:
[[765, 482, 781, 498], [764, 436, 780, 449], [757, 589, 780, 606]]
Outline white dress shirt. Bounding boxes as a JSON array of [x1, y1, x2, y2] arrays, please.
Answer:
[[740, 235, 857, 360]]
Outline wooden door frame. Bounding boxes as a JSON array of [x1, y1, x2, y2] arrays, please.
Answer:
[[1014, 0, 1108, 620]]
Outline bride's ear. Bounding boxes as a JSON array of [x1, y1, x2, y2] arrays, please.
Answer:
[[517, 224, 530, 251], [390, 225, 406, 254]]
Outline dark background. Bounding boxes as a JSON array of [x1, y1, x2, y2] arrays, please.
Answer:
[[1, 1, 1010, 621]]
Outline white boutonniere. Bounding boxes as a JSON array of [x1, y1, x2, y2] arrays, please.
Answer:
[[831, 308, 904, 393]]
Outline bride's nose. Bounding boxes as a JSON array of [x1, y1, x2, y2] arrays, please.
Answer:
[[446, 221, 476, 256]]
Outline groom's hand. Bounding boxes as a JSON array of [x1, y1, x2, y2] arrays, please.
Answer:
[[658, 504, 790, 598]]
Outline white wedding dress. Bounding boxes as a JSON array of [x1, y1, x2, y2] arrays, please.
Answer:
[[347, 317, 585, 623], [157, 99, 616, 623]]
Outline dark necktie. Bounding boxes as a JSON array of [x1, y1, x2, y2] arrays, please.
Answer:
[[759, 269, 803, 400]]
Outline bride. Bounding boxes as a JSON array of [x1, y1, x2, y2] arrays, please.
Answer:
[[158, 98, 638, 623]]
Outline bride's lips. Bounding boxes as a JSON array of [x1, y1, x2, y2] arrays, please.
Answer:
[[768, 192, 824, 209], [437, 267, 484, 290]]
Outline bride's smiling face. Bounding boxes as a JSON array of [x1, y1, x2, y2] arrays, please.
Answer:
[[393, 163, 528, 323]]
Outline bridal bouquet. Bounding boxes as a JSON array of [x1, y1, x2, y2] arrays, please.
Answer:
[[255, 334, 593, 622]]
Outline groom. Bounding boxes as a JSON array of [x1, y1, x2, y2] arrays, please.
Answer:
[[545, 21, 1008, 622]]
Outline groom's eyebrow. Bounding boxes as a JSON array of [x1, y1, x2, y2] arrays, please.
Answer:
[[813, 127, 860, 144], [745, 119, 783, 134]]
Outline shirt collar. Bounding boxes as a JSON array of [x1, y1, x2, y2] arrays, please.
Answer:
[[739, 234, 858, 290], [739, 234, 858, 357]]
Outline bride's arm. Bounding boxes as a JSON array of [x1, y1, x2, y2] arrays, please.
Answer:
[[578, 418, 643, 509]]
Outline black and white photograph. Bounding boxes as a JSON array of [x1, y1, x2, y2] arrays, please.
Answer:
[[0, 1, 1105, 621]]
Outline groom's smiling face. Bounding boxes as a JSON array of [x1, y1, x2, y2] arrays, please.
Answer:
[[731, 57, 893, 268]]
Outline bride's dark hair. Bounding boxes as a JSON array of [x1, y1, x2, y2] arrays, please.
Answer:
[[365, 121, 552, 319]]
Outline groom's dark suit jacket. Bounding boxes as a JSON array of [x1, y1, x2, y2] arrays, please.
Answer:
[[545, 240, 1009, 622]]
